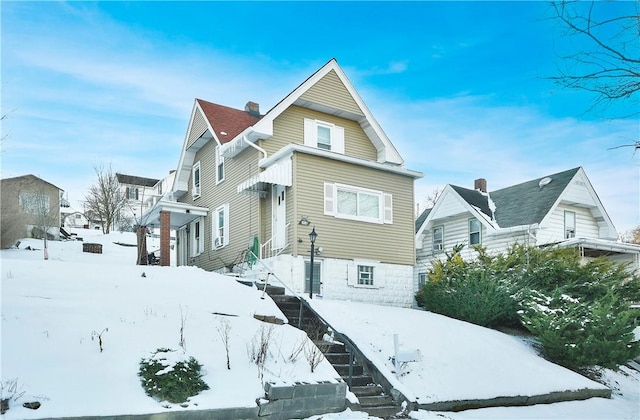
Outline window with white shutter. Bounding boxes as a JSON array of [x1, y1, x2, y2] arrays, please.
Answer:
[[303, 118, 345, 154], [323, 182, 392, 224]]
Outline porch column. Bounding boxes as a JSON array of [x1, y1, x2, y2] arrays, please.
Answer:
[[160, 210, 171, 267]]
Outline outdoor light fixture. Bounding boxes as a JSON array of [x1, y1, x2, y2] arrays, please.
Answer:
[[308, 227, 317, 299]]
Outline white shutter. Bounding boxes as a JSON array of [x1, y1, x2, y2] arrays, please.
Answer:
[[332, 126, 345, 154], [347, 263, 357, 286], [303, 118, 315, 147], [223, 203, 230, 246], [324, 183, 335, 215], [383, 193, 393, 224]]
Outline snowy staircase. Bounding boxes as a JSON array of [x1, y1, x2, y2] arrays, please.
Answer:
[[265, 288, 400, 418]]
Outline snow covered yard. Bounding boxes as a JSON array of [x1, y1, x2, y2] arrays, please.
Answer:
[[1, 229, 638, 419], [0, 229, 341, 419]]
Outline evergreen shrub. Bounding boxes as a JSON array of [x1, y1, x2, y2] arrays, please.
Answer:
[[139, 348, 209, 404]]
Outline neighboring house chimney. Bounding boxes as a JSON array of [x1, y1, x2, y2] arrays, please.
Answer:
[[474, 178, 487, 193], [245, 101, 260, 117]]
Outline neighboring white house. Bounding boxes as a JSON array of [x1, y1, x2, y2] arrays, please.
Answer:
[[117, 171, 176, 228], [415, 167, 640, 291]]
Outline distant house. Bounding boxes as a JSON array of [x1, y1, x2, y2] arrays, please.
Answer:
[[117, 171, 176, 229], [145, 59, 423, 307], [60, 195, 88, 229], [1, 174, 63, 248], [415, 167, 640, 289]]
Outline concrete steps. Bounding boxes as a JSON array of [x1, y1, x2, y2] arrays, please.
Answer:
[[266, 292, 401, 417]]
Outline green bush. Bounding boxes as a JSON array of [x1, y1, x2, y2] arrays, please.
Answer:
[[139, 348, 209, 404], [416, 244, 640, 371], [415, 249, 519, 328], [520, 291, 640, 370]]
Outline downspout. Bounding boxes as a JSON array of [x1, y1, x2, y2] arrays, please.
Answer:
[[243, 135, 268, 161]]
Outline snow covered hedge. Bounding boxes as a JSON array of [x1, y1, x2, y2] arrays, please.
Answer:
[[416, 244, 640, 371]]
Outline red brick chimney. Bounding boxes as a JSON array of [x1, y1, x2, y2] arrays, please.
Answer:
[[245, 101, 260, 117], [474, 178, 487, 193]]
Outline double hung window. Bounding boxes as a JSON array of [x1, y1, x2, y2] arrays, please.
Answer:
[[304, 118, 345, 154], [192, 161, 201, 198]]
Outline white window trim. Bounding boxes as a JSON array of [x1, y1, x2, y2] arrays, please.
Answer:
[[564, 210, 576, 239], [191, 217, 204, 256], [324, 182, 392, 224], [347, 260, 385, 289], [212, 203, 230, 249], [469, 218, 481, 245], [215, 145, 225, 185], [304, 118, 345, 154], [433, 225, 444, 253], [192, 161, 201, 199]]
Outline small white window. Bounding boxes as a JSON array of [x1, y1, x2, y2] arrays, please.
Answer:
[[212, 204, 230, 248], [192, 161, 201, 198], [469, 219, 481, 245], [215, 145, 225, 184], [304, 118, 345, 154], [358, 265, 374, 286], [433, 226, 444, 253], [564, 211, 576, 239], [324, 182, 392, 224]]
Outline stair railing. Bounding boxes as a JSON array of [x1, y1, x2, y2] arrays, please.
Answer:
[[259, 223, 290, 259]]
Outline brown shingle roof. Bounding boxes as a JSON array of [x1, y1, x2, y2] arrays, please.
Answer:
[[196, 99, 261, 144]]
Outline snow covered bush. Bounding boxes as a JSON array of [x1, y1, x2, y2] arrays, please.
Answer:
[[139, 348, 209, 404], [417, 244, 640, 370], [415, 246, 519, 328], [520, 290, 640, 370]]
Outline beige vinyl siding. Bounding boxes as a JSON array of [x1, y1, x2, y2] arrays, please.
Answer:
[[261, 106, 378, 161], [186, 109, 209, 149], [299, 70, 363, 116], [179, 140, 261, 271], [538, 203, 600, 245], [291, 153, 415, 265]]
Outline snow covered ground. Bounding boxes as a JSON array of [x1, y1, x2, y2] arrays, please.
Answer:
[[1, 229, 638, 419]]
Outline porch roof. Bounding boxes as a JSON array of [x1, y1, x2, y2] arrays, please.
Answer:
[[237, 157, 292, 196], [142, 199, 209, 230], [554, 237, 640, 256]]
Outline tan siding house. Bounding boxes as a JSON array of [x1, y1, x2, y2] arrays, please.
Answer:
[[144, 59, 422, 307], [1, 174, 62, 248]]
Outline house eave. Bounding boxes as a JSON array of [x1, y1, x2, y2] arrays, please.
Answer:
[[261, 143, 423, 179]]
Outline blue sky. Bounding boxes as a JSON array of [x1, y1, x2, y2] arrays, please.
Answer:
[[1, 1, 638, 233]]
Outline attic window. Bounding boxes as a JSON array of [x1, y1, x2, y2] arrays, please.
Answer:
[[304, 118, 345, 154], [564, 210, 576, 239]]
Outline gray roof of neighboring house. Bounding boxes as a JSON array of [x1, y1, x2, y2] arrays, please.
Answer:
[[1, 174, 63, 191], [415, 208, 431, 233], [450, 167, 581, 228], [116, 173, 159, 188]]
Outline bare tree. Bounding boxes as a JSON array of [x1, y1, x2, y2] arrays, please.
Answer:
[[84, 165, 127, 235], [621, 226, 640, 245], [19, 185, 59, 260], [548, 1, 639, 118]]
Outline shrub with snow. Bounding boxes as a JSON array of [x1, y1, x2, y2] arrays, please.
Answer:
[[138, 348, 209, 404]]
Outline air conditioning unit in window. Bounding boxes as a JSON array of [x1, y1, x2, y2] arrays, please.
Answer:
[[214, 237, 223, 248]]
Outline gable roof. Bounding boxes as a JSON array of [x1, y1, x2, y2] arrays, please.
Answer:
[[447, 167, 580, 228], [116, 173, 159, 188], [490, 167, 580, 227], [1, 174, 62, 191], [196, 99, 261, 144]]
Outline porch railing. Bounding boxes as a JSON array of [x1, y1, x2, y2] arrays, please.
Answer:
[[260, 223, 290, 260]]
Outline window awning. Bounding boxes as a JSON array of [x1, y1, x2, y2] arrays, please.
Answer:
[[237, 157, 292, 196]]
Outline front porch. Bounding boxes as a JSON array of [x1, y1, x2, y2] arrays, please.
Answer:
[[142, 199, 209, 266]]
